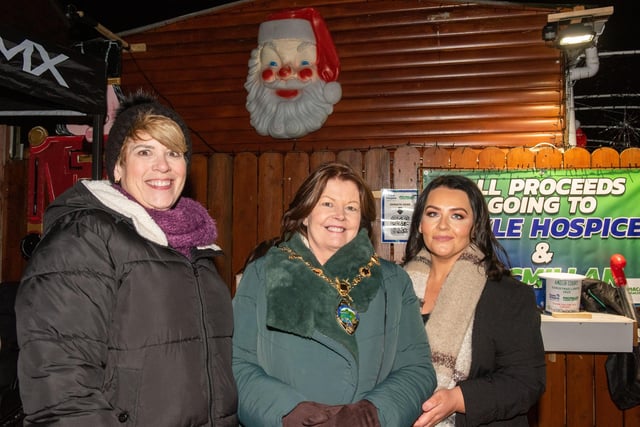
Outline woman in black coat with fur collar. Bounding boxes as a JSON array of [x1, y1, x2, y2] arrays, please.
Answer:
[[403, 174, 545, 427], [15, 93, 237, 426]]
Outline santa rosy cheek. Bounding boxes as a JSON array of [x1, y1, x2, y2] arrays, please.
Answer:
[[261, 69, 275, 82], [298, 68, 314, 81]]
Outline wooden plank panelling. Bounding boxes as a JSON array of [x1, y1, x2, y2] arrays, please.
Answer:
[[592, 147, 621, 168], [535, 146, 563, 169], [620, 147, 640, 167], [283, 152, 310, 211], [258, 153, 283, 243], [120, 0, 565, 155], [392, 146, 421, 263], [393, 146, 421, 190], [310, 151, 336, 171], [208, 153, 234, 292], [423, 146, 450, 169], [564, 147, 591, 168], [189, 132, 563, 153], [187, 154, 208, 203], [232, 153, 258, 277], [364, 149, 391, 259], [566, 354, 595, 427], [538, 353, 567, 426], [478, 147, 506, 169], [337, 150, 363, 175], [625, 405, 640, 426], [595, 353, 624, 426], [506, 146, 535, 169], [450, 147, 479, 169]]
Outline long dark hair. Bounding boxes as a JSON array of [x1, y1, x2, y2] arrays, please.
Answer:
[[403, 174, 511, 280], [280, 162, 377, 242]]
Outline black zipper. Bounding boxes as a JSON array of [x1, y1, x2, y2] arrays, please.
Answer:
[[191, 259, 215, 425]]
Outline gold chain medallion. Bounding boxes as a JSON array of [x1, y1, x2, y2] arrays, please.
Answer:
[[280, 246, 379, 335]]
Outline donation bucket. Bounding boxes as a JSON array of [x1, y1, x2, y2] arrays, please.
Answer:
[[540, 272, 585, 312]]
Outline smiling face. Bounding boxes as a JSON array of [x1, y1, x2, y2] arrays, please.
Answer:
[[114, 135, 187, 211], [419, 186, 474, 266], [303, 178, 361, 264]]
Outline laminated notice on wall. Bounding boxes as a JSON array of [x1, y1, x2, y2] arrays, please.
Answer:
[[380, 189, 417, 243]]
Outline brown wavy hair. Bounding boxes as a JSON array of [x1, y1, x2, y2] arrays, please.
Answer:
[[279, 162, 377, 243]]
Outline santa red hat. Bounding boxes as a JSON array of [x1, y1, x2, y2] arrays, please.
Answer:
[[257, 7, 340, 82]]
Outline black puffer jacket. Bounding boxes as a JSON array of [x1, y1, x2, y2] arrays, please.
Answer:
[[15, 180, 238, 426]]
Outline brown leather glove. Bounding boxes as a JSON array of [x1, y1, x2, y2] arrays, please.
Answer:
[[334, 400, 380, 427], [283, 401, 333, 427], [310, 400, 380, 427]]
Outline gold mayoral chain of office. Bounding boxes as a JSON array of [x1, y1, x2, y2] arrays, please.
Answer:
[[280, 246, 380, 335]]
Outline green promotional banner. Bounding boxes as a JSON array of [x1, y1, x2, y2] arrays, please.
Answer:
[[421, 169, 640, 300]]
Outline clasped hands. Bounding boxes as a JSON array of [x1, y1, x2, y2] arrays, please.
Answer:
[[412, 387, 464, 427], [283, 400, 380, 427]]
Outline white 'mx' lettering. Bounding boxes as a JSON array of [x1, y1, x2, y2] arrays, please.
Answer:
[[0, 37, 70, 88]]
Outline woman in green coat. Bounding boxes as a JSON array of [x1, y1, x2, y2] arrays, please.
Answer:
[[233, 162, 436, 427]]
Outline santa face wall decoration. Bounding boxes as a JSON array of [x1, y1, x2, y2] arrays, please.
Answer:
[[245, 8, 342, 139]]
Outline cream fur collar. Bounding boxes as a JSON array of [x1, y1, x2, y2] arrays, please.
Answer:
[[404, 245, 486, 424]]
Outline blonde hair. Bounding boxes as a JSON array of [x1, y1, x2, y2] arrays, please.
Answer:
[[116, 112, 187, 166]]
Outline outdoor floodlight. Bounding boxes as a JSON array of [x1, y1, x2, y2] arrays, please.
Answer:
[[543, 6, 613, 148], [557, 23, 595, 47]]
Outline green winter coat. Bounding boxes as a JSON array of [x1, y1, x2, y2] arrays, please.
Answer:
[[233, 230, 436, 427]]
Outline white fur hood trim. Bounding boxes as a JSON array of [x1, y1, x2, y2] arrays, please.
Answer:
[[82, 180, 168, 247]]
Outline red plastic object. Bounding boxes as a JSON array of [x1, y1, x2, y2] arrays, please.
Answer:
[[26, 135, 95, 233], [610, 253, 627, 287]]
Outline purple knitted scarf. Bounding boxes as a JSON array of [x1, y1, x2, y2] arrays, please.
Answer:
[[116, 186, 217, 258], [147, 197, 218, 258]]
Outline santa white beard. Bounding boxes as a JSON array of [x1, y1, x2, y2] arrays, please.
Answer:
[[245, 51, 341, 139]]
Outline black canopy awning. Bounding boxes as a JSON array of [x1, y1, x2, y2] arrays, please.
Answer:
[[0, 25, 107, 117], [0, 25, 110, 178]]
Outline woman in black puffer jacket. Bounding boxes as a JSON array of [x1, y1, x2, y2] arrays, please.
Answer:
[[15, 92, 238, 426]]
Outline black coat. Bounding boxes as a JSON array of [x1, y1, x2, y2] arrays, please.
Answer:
[[456, 276, 546, 427], [15, 181, 237, 426]]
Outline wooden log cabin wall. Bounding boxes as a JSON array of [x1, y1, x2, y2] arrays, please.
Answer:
[[118, 0, 564, 153], [2, 0, 640, 425]]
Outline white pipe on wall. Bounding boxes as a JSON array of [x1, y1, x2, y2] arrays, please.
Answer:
[[567, 46, 600, 146]]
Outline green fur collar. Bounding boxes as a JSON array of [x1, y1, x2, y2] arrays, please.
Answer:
[[265, 229, 381, 357]]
